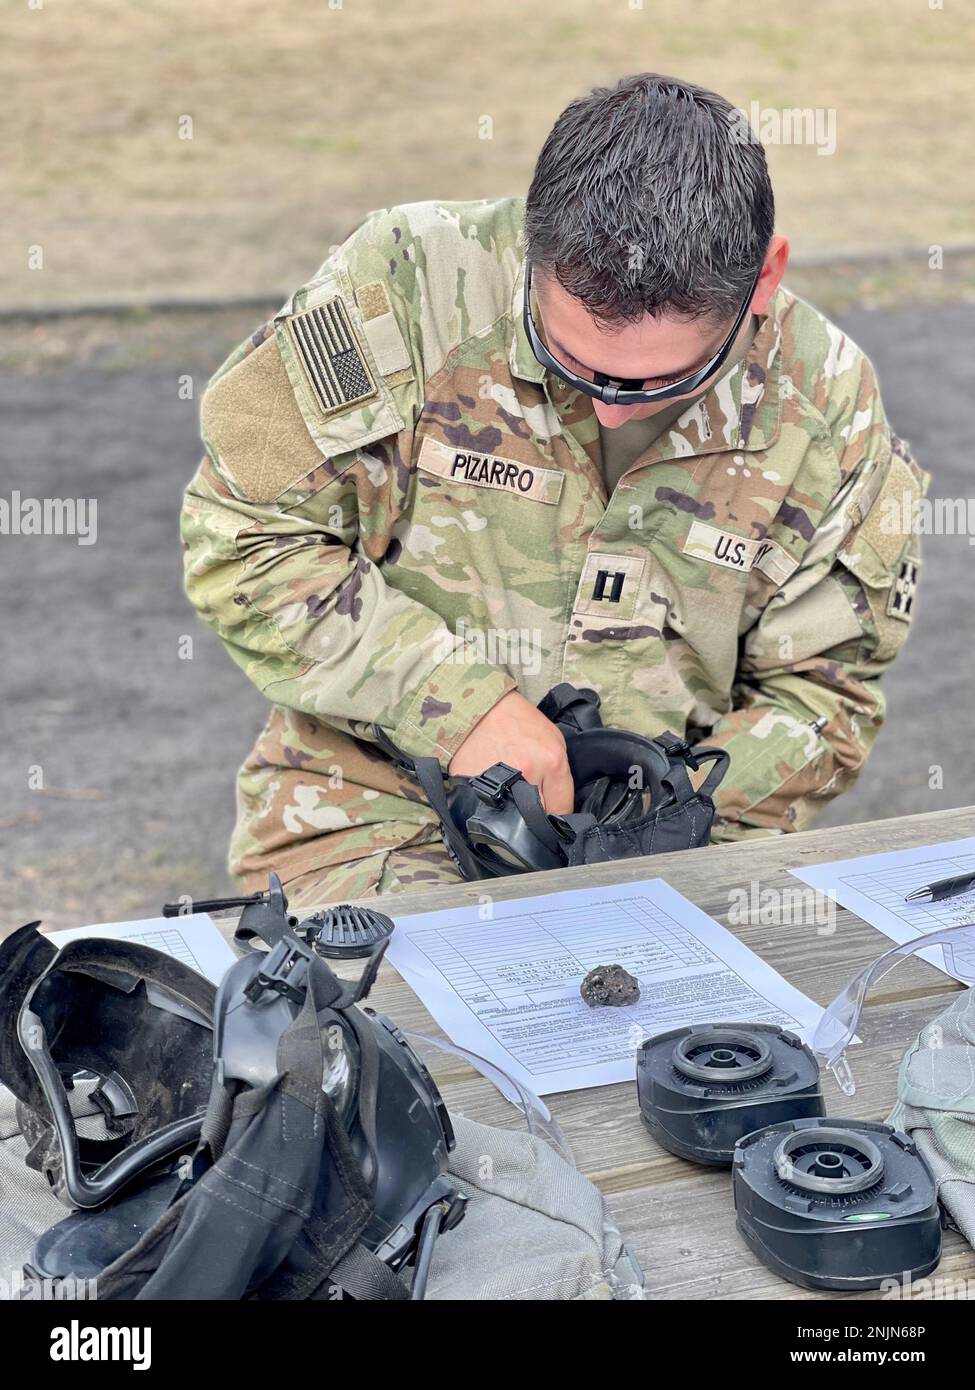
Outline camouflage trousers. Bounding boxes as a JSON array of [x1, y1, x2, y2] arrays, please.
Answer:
[[234, 837, 464, 912]]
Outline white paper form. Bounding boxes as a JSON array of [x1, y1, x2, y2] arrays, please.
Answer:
[[790, 838, 975, 982], [46, 914, 237, 984], [385, 878, 823, 1095]]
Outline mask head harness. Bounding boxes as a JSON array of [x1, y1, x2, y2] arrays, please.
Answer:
[[378, 684, 729, 879]]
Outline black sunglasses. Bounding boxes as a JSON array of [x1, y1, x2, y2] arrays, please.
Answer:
[[522, 263, 762, 406]]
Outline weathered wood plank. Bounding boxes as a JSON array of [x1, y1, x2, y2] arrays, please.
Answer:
[[214, 805, 975, 1012], [354, 996, 958, 1180], [252, 804, 975, 924], [606, 1178, 974, 1301]]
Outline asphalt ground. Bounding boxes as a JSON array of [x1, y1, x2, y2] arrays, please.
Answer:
[[1, 302, 973, 931]]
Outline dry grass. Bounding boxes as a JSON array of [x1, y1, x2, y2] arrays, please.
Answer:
[[4, 0, 974, 308]]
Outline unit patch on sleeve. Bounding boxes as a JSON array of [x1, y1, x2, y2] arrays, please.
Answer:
[[887, 553, 920, 621], [284, 296, 379, 418]]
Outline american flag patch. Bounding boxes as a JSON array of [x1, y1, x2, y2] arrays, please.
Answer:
[[285, 296, 378, 417]]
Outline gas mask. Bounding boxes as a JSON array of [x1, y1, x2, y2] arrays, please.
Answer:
[[377, 683, 729, 880]]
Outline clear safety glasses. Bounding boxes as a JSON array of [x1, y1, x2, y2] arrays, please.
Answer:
[[814, 924, 975, 1096]]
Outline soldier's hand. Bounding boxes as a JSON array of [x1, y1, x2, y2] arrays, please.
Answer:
[[448, 690, 575, 814]]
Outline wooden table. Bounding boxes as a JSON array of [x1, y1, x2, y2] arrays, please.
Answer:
[[218, 804, 975, 1301]]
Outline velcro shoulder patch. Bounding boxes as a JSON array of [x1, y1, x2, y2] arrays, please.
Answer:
[[200, 336, 325, 504], [834, 450, 925, 660], [839, 453, 921, 590]]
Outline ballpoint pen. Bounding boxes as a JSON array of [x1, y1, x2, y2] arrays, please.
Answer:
[[905, 870, 975, 903]]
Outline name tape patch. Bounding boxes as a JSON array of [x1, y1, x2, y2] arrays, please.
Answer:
[[683, 520, 799, 584], [417, 436, 564, 505]]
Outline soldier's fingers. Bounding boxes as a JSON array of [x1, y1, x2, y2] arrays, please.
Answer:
[[540, 765, 575, 816]]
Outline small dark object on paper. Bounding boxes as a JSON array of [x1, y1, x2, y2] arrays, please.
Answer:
[[580, 964, 640, 1008]]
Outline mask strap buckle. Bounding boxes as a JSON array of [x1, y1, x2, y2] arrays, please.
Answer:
[[468, 762, 524, 806], [243, 936, 314, 1006]]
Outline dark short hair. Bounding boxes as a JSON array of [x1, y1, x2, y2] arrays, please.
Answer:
[[525, 73, 774, 326]]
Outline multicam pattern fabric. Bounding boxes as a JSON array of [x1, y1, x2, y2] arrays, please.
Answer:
[[181, 198, 928, 908]]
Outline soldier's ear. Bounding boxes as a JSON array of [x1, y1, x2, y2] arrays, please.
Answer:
[[750, 236, 789, 315]]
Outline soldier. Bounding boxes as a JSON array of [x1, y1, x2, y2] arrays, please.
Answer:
[[181, 73, 927, 908]]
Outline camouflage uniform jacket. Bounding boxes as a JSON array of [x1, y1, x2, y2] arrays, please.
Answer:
[[181, 198, 928, 898]]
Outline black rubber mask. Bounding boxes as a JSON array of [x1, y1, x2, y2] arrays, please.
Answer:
[[0, 923, 215, 1208]]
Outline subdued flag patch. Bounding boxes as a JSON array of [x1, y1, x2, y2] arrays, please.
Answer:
[[285, 297, 378, 418]]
